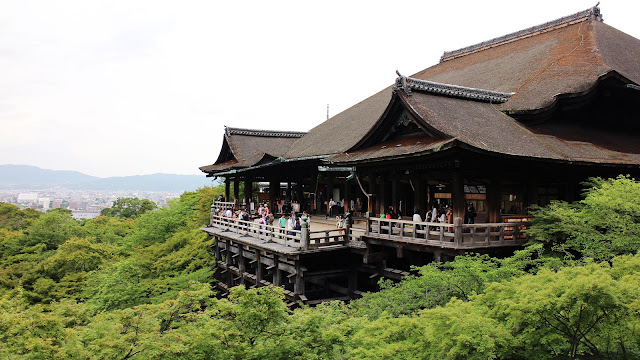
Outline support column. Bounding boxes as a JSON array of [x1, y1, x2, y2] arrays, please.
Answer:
[[379, 173, 386, 215], [255, 251, 263, 286], [348, 269, 357, 298], [486, 179, 502, 223], [225, 240, 233, 287], [294, 261, 305, 295], [224, 178, 230, 202], [391, 175, 398, 213], [214, 236, 221, 262], [368, 174, 376, 216], [237, 246, 245, 285], [452, 171, 465, 220], [294, 177, 302, 211], [269, 179, 278, 214], [233, 178, 240, 207], [327, 176, 334, 215], [273, 255, 282, 286], [413, 176, 425, 216], [244, 177, 253, 210], [525, 178, 539, 213], [286, 181, 292, 201], [344, 179, 350, 212]]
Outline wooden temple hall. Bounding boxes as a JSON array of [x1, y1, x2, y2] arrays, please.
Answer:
[[200, 6, 640, 304]]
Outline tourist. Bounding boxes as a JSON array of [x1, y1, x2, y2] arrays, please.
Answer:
[[413, 209, 423, 230], [467, 204, 477, 224], [388, 206, 397, 219], [329, 198, 336, 216], [258, 204, 265, 217], [287, 214, 296, 235], [431, 205, 438, 222], [336, 215, 344, 235], [277, 198, 283, 213]]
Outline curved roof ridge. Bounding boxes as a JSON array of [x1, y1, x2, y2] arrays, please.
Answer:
[[394, 72, 514, 103], [441, 5, 603, 62], [225, 126, 307, 138]]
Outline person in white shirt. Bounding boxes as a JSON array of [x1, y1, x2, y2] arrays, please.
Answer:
[[413, 209, 423, 231]]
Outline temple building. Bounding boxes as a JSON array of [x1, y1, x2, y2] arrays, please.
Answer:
[[201, 6, 640, 304]]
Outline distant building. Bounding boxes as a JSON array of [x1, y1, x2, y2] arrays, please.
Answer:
[[38, 197, 50, 210], [51, 199, 62, 209], [17, 192, 38, 203]]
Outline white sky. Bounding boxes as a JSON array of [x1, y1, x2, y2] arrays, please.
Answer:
[[1, 1, 638, 177]]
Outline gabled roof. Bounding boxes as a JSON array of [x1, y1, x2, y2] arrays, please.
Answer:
[[285, 6, 640, 160], [200, 127, 306, 175], [329, 84, 640, 165]]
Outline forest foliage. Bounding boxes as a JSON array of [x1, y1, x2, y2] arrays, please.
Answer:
[[2, 177, 640, 359]]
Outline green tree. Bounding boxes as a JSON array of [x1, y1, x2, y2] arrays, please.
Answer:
[[478, 258, 640, 359], [528, 175, 640, 261], [0, 202, 40, 231], [101, 197, 157, 219], [352, 250, 534, 318]]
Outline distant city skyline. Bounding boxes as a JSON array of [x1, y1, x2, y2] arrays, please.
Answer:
[[2, 1, 639, 178]]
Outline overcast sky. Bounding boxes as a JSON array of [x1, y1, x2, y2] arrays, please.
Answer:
[[1, 1, 638, 177]]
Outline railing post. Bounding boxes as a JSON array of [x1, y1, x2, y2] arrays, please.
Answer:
[[300, 216, 309, 250], [344, 212, 351, 242], [366, 217, 371, 235], [453, 217, 463, 246], [344, 222, 351, 243]]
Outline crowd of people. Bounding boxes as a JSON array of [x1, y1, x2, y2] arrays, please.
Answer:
[[212, 201, 314, 237], [377, 203, 477, 225]]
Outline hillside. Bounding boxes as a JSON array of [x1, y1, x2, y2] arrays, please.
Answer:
[[0, 165, 213, 192]]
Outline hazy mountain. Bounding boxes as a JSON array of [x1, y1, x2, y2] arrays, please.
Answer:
[[0, 165, 214, 192]]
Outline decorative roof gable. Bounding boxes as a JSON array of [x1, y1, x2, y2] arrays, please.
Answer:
[[393, 71, 514, 103]]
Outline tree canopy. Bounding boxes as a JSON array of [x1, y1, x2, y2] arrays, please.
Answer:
[[1, 177, 640, 359]]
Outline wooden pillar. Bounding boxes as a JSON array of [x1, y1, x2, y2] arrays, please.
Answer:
[[255, 251, 263, 286], [434, 249, 442, 262], [344, 179, 350, 212], [452, 171, 465, 220], [233, 178, 240, 206], [486, 179, 502, 223], [295, 177, 302, 210], [214, 237, 221, 262], [244, 177, 253, 210], [269, 179, 278, 214], [348, 269, 357, 298], [294, 261, 305, 295], [525, 178, 539, 214], [391, 175, 398, 213], [237, 246, 245, 285], [224, 178, 230, 202], [225, 240, 233, 287], [273, 255, 282, 286], [368, 174, 376, 216], [327, 176, 334, 215], [413, 176, 425, 215], [379, 173, 386, 214], [286, 181, 292, 200]]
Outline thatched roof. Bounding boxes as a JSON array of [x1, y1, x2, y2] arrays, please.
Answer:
[[285, 6, 640, 161], [203, 6, 640, 173], [199, 127, 306, 174]]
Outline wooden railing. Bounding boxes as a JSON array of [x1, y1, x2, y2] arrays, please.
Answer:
[[212, 201, 236, 210], [365, 216, 528, 249], [209, 214, 348, 250]]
